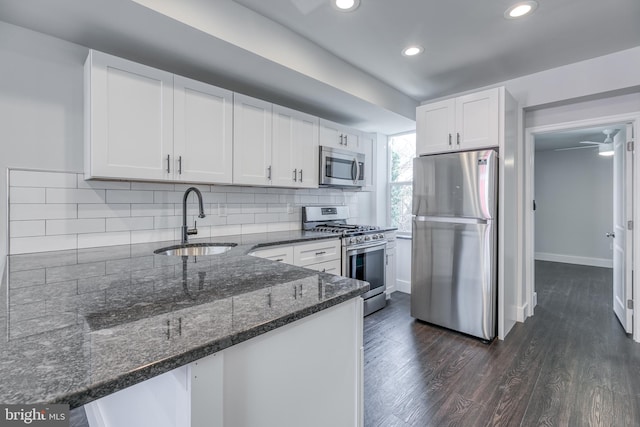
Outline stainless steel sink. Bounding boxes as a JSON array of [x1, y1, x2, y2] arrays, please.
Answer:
[[154, 243, 237, 256]]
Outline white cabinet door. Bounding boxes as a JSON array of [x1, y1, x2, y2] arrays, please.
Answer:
[[385, 244, 397, 296], [233, 93, 273, 186], [174, 76, 233, 184], [292, 110, 319, 189], [455, 88, 499, 150], [272, 106, 298, 187], [293, 239, 342, 266], [85, 50, 174, 180], [250, 246, 295, 265], [319, 119, 362, 153], [416, 98, 455, 156]]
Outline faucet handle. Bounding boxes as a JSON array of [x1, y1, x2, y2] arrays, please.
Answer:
[[187, 220, 198, 236]]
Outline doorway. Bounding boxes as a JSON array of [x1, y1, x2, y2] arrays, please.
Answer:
[[523, 114, 639, 341]]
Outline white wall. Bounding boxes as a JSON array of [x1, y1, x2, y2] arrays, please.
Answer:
[[534, 147, 613, 267], [0, 22, 88, 270]]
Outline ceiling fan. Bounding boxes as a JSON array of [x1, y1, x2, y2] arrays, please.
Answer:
[[554, 129, 617, 156]]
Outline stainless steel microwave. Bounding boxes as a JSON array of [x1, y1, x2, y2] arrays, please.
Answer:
[[319, 146, 365, 188]]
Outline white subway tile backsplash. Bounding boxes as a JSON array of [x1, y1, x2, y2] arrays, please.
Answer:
[[11, 204, 77, 221], [10, 187, 46, 204], [10, 170, 77, 188], [203, 192, 226, 204], [131, 181, 175, 191], [10, 235, 77, 254], [8, 169, 364, 255], [153, 191, 185, 204], [266, 222, 290, 233], [131, 229, 176, 244], [47, 188, 105, 204], [174, 183, 211, 192], [226, 213, 254, 225], [47, 218, 105, 235], [131, 204, 174, 217], [106, 217, 154, 232], [77, 232, 131, 249], [241, 223, 267, 234], [227, 193, 255, 204], [255, 213, 281, 224], [10, 221, 46, 238], [154, 215, 182, 229], [78, 204, 131, 218], [211, 225, 242, 237], [107, 190, 153, 204]]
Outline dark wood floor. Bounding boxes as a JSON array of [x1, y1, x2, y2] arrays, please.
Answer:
[[364, 261, 640, 427]]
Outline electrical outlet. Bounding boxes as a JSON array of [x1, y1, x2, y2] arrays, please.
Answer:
[[218, 203, 227, 217], [286, 203, 294, 214]]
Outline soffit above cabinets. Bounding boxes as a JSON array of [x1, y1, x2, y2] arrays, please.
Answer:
[[0, 0, 639, 134]]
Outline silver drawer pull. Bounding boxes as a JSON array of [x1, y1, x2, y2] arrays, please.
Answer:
[[275, 258, 284, 262], [315, 251, 326, 255]]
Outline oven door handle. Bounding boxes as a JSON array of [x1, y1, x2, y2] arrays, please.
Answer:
[[346, 241, 386, 254]]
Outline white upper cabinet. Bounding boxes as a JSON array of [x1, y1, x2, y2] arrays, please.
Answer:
[[416, 88, 500, 156], [232, 94, 273, 186], [85, 50, 233, 184], [85, 50, 174, 181], [272, 105, 319, 188], [174, 76, 233, 184], [319, 119, 362, 153]]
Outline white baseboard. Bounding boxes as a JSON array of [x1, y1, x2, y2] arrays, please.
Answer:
[[535, 252, 613, 268], [516, 302, 529, 322], [396, 279, 411, 294]]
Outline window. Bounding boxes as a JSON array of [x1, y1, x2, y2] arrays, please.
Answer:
[[388, 132, 415, 234]]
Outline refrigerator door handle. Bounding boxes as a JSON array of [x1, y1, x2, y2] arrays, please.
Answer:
[[414, 215, 488, 225]]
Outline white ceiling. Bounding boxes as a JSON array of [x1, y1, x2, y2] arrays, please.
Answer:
[[0, 0, 639, 135], [535, 125, 626, 152]]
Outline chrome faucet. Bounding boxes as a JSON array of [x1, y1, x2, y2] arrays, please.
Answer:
[[182, 187, 206, 244]]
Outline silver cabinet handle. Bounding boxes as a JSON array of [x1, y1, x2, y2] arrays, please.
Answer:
[[339, 134, 344, 145], [315, 251, 326, 255], [457, 132, 461, 145], [275, 258, 284, 262], [178, 156, 182, 175], [344, 135, 348, 146], [448, 133, 452, 146], [267, 165, 272, 180], [293, 168, 297, 182], [606, 232, 615, 238], [166, 155, 171, 174], [299, 169, 303, 182]]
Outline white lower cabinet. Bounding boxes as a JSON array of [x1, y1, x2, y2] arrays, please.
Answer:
[[249, 246, 294, 264], [251, 239, 342, 272], [84, 298, 363, 427]]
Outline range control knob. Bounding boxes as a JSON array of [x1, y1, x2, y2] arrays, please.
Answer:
[[356, 236, 364, 243], [364, 235, 371, 241]]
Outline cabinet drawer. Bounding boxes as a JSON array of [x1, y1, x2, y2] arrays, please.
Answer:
[[250, 246, 294, 265], [305, 259, 342, 275], [293, 239, 341, 266]]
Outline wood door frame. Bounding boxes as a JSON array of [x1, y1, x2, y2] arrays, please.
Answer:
[[523, 113, 640, 342]]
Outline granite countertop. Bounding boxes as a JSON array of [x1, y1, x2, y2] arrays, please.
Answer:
[[0, 231, 369, 408]]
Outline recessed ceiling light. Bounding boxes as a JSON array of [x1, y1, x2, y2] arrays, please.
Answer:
[[332, 0, 360, 12], [402, 45, 424, 57], [504, 1, 538, 19]]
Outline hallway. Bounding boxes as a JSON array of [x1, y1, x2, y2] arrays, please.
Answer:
[[364, 261, 640, 426]]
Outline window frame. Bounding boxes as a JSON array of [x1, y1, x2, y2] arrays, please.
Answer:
[[387, 131, 416, 237]]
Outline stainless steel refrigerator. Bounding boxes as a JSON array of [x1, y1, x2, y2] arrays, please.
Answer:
[[411, 149, 497, 341]]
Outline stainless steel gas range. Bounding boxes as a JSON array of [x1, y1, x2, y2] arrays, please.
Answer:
[[302, 206, 387, 316]]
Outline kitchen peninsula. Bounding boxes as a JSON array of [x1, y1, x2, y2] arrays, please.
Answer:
[[0, 231, 368, 427]]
